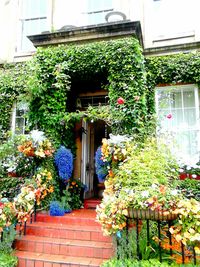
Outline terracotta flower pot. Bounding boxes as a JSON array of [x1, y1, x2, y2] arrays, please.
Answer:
[[128, 208, 178, 221]]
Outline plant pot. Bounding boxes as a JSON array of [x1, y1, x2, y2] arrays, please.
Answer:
[[127, 208, 178, 221]]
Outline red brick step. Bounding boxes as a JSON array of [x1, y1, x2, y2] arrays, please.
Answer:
[[15, 209, 113, 267], [25, 222, 111, 242], [15, 251, 106, 267], [15, 235, 113, 259]]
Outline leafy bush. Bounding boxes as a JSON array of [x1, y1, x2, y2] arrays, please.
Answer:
[[0, 225, 16, 254], [0, 225, 18, 267], [178, 178, 200, 201], [0, 176, 26, 200], [101, 258, 195, 267], [0, 253, 18, 267]]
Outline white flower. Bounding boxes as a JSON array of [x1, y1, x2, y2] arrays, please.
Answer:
[[171, 189, 178, 196], [30, 130, 45, 143], [179, 168, 184, 173], [109, 134, 132, 145], [192, 174, 197, 178], [141, 191, 149, 198], [151, 184, 157, 189]]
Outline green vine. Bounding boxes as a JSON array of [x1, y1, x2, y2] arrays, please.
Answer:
[[0, 39, 200, 149]]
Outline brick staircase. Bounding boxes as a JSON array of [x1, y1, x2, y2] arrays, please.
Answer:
[[14, 209, 114, 267]]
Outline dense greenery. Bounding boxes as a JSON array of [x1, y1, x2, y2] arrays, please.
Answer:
[[0, 38, 200, 148], [0, 64, 29, 141], [26, 37, 149, 147]]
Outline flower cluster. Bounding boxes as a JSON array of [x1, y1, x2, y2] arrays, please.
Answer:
[[96, 195, 128, 236], [179, 159, 200, 178], [13, 185, 35, 223], [129, 184, 181, 213], [170, 198, 200, 246], [101, 134, 131, 164], [18, 130, 54, 158], [54, 146, 73, 183], [0, 201, 16, 232], [34, 169, 54, 205]]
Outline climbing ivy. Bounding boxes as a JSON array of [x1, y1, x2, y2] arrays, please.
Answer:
[[0, 63, 29, 140], [1, 38, 200, 149], [27, 37, 149, 147]]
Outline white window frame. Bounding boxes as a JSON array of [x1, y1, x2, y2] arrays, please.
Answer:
[[82, 0, 114, 25], [11, 102, 28, 135], [155, 84, 200, 164], [17, 0, 49, 52]]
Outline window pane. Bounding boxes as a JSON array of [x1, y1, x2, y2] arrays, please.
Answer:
[[183, 89, 195, 108], [15, 118, 25, 134], [156, 85, 199, 164], [171, 91, 182, 108], [184, 108, 197, 127]]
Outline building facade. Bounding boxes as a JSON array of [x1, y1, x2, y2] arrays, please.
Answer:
[[0, 0, 200, 196]]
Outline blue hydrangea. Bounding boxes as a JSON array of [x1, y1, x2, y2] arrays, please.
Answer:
[[49, 201, 65, 216], [95, 146, 110, 183], [54, 146, 73, 183]]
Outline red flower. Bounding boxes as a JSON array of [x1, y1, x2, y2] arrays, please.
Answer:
[[166, 113, 172, 119], [117, 97, 125, 105]]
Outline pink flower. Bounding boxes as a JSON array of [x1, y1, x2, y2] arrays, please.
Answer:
[[166, 113, 172, 119], [117, 97, 125, 105]]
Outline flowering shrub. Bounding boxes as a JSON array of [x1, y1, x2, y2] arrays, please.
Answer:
[[96, 137, 180, 236], [170, 198, 200, 247], [128, 184, 181, 213], [0, 201, 16, 233], [68, 178, 84, 209], [54, 146, 73, 183], [179, 160, 200, 177], [13, 185, 35, 223], [33, 169, 54, 205]]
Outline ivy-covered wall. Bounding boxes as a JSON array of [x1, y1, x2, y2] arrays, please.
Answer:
[[0, 63, 29, 140], [0, 38, 200, 148], [27, 37, 149, 147]]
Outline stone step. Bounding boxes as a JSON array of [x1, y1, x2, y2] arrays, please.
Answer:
[[25, 222, 111, 242], [84, 199, 101, 209], [16, 251, 106, 267], [15, 235, 113, 259], [35, 210, 99, 226]]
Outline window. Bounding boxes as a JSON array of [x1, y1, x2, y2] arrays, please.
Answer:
[[156, 84, 200, 164], [84, 0, 113, 25], [11, 102, 28, 134], [152, 0, 195, 42], [19, 0, 48, 51]]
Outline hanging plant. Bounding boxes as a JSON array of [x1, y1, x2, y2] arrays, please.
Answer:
[[54, 146, 73, 184], [95, 146, 110, 183]]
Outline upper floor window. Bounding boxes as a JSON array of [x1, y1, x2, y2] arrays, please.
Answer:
[[11, 102, 28, 134], [152, 0, 196, 42], [156, 84, 200, 165], [85, 0, 113, 25], [18, 0, 48, 52]]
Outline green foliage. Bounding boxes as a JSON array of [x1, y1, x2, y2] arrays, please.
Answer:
[[0, 64, 30, 141], [27, 38, 150, 145], [114, 138, 179, 191], [101, 258, 193, 267], [0, 225, 16, 254], [114, 224, 158, 261], [0, 177, 26, 200], [0, 253, 18, 267], [178, 178, 200, 201]]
